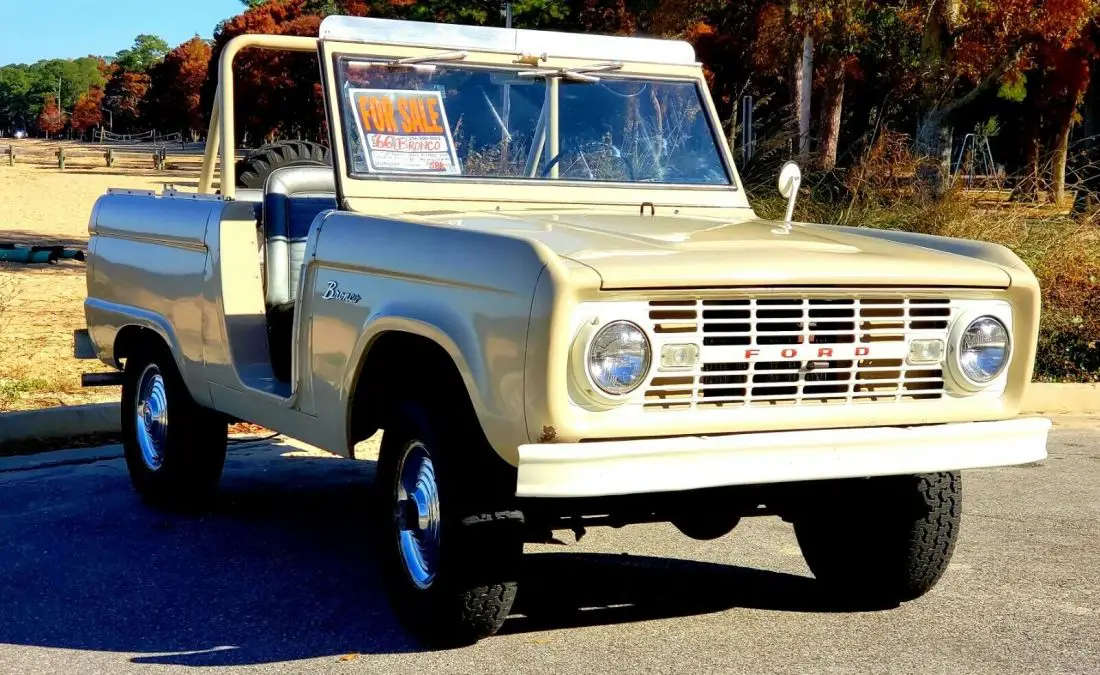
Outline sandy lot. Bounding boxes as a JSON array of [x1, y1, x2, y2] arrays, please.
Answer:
[[1, 140, 206, 410]]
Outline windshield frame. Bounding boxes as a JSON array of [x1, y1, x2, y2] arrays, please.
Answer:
[[333, 55, 735, 189], [319, 39, 748, 209]]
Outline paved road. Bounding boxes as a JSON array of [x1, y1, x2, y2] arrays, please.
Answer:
[[1, 420, 1097, 674]]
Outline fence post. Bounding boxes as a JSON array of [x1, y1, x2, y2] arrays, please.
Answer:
[[56, 147, 65, 170], [104, 148, 114, 167], [7, 145, 13, 167]]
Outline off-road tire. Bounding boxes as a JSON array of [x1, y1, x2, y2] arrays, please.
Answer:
[[375, 400, 522, 646], [793, 472, 961, 606], [234, 140, 332, 189], [121, 343, 227, 509]]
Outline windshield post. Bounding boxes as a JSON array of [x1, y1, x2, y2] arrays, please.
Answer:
[[547, 77, 560, 179], [525, 103, 548, 177]]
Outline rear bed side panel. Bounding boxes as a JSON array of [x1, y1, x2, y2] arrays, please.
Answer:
[[85, 193, 222, 405], [305, 212, 556, 462]]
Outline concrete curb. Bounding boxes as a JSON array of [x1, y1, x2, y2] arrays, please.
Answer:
[[0, 383, 1094, 446], [1021, 383, 1099, 415], [0, 444, 123, 474], [0, 402, 120, 444]]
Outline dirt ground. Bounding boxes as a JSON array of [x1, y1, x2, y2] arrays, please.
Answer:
[[0, 139, 208, 411]]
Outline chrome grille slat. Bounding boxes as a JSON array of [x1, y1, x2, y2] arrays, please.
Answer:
[[643, 294, 953, 410]]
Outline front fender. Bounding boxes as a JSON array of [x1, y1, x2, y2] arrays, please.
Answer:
[[346, 305, 530, 458], [307, 211, 557, 462]]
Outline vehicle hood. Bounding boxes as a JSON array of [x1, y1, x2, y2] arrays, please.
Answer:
[[423, 210, 1012, 289]]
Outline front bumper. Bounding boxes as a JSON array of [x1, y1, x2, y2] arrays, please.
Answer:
[[516, 417, 1050, 498]]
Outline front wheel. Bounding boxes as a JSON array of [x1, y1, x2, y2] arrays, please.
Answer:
[[376, 401, 522, 646], [121, 344, 227, 509], [793, 472, 961, 606]]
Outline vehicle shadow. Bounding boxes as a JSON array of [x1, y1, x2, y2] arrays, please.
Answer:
[[0, 228, 88, 248], [0, 444, 879, 667], [508, 552, 885, 636]]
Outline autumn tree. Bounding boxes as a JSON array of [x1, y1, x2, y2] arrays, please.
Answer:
[[71, 86, 104, 138], [1015, 32, 1097, 204], [144, 37, 213, 138], [98, 34, 168, 134], [813, 1, 873, 170], [104, 69, 151, 132], [37, 95, 65, 138], [206, 0, 329, 144], [752, 2, 816, 159], [913, 0, 1098, 192]]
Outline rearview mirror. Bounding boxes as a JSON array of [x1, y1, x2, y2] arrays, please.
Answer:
[[778, 161, 802, 224]]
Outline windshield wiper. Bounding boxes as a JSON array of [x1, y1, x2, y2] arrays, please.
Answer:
[[388, 50, 468, 66], [516, 61, 623, 83]]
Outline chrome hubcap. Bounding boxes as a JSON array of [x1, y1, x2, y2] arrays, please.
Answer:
[[135, 364, 168, 472], [394, 441, 440, 590]]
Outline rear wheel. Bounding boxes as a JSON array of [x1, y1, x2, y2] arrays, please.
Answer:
[[793, 472, 961, 606], [121, 343, 227, 509], [234, 140, 331, 189], [376, 400, 522, 646]]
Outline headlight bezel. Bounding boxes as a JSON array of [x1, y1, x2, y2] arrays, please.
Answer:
[[946, 310, 1013, 392], [571, 318, 653, 403]]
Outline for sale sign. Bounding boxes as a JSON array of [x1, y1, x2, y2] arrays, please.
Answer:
[[348, 88, 461, 175]]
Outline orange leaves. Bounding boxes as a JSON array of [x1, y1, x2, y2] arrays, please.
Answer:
[[752, 2, 788, 74], [37, 95, 65, 136], [942, 0, 1097, 83], [145, 37, 212, 134], [71, 87, 104, 132]]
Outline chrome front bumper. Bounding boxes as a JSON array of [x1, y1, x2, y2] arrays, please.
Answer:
[[516, 417, 1051, 498]]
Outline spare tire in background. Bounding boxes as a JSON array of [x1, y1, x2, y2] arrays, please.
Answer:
[[234, 140, 332, 189]]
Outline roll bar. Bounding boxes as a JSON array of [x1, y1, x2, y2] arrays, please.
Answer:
[[198, 34, 320, 200]]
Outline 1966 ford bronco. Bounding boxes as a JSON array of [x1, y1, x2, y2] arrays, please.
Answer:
[[75, 16, 1049, 644]]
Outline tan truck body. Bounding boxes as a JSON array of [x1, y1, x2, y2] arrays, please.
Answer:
[[82, 16, 1049, 500]]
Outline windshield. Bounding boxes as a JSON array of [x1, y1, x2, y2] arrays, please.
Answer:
[[335, 56, 731, 186]]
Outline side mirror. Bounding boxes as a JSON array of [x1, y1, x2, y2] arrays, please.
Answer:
[[778, 161, 802, 224]]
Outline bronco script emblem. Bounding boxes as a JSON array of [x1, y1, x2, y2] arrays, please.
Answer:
[[321, 280, 362, 304]]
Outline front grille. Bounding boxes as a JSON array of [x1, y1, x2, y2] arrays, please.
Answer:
[[643, 296, 954, 409]]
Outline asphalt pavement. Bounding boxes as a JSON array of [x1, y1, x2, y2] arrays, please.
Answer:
[[0, 418, 1097, 674]]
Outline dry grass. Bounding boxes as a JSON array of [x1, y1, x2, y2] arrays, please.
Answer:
[[0, 142, 206, 411]]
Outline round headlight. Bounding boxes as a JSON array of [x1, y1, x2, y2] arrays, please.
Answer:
[[587, 321, 651, 395], [958, 316, 1010, 384]]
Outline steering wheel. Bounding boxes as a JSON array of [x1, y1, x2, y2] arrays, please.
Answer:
[[541, 141, 632, 180]]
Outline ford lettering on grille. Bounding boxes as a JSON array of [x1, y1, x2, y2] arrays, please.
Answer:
[[642, 295, 955, 409]]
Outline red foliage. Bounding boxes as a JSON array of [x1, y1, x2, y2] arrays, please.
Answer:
[[104, 68, 151, 131], [37, 95, 65, 137], [145, 37, 213, 134], [913, 0, 1097, 86], [204, 0, 329, 144], [71, 86, 105, 134], [574, 0, 637, 35]]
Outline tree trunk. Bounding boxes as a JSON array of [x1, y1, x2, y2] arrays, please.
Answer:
[[917, 0, 960, 197], [1075, 58, 1100, 214], [791, 40, 805, 155], [818, 58, 845, 170], [916, 110, 952, 197], [1017, 110, 1044, 201], [797, 34, 813, 158], [1051, 112, 1072, 206]]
